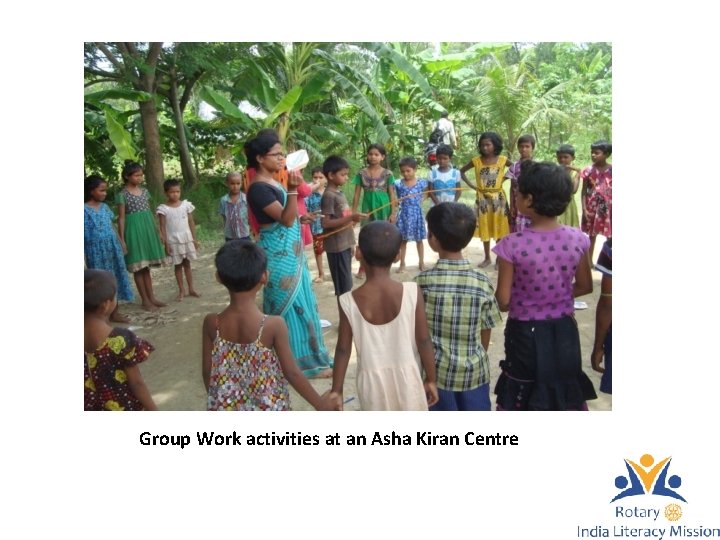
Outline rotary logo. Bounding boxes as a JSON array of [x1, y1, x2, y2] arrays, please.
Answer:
[[577, 454, 720, 538], [611, 453, 686, 503], [664, 504, 682, 522]]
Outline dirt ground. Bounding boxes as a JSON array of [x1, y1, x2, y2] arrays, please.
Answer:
[[124, 229, 612, 411]]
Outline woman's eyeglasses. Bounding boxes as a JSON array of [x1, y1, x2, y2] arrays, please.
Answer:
[[265, 152, 286, 159]]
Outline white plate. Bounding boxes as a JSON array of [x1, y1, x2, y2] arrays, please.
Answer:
[[320, 319, 332, 328], [573, 301, 588, 310]]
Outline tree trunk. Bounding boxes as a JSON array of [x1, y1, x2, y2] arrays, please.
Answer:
[[138, 98, 165, 197], [507, 128, 516, 160], [169, 77, 198, 189], [133, 42, 165, 197], [277, 113, 289, 144], [548, 120, 553, 151]]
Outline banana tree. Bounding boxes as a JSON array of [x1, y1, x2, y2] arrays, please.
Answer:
[[382, 42, 510, 161], [221, 43, 393, 154], [85, 42, 166, 195], [524, 43, 612, 154], [469, 53, 535, 157], [84, 87, 151, 180]]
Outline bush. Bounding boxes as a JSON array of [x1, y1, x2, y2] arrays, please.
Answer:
[[183, 174, 227, 244]]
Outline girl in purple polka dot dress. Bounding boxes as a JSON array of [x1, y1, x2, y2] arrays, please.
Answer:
[[493, 162, 597, 410]]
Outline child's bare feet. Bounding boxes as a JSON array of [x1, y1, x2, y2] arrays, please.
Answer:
[[418, 263, 426, 271], [141, 302, 158, 312], [176, 291, 184, 302], [152, 297, 167, 308], [478, 258, 492, 268], [313, 275, 324, 283], [110, 312, 131, 323], [188, 290, 201, 298], [309, 368, 333, 379], [395, 264, 406, 274]]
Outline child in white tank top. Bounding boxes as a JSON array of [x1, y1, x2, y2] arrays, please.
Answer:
[[329, 221, 438, 410]]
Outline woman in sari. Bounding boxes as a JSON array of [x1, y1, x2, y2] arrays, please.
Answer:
[[245, 131, 333, 378], [243, 128, 289, 237]]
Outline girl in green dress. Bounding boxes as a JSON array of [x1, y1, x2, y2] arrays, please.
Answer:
[[116, 160, 169, 311], [555, 144, 581, 228], [350, 143, 398, 277]]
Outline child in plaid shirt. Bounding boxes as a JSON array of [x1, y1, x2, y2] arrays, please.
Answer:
[[415, 202, 502, 410]]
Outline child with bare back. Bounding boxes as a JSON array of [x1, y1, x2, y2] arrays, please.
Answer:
[[329, 221, 439, 410], [202, 240, 340, 411]]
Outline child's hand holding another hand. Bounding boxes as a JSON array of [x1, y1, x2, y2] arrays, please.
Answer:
[[320, 390, 343, 411]]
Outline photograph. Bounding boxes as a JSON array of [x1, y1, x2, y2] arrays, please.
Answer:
[[84, 41, 613, 412]]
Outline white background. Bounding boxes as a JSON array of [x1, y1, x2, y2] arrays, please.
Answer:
[[2, 1, 718, 537]]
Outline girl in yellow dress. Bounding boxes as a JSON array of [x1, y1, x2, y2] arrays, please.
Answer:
[[460, 131, 510, 267]]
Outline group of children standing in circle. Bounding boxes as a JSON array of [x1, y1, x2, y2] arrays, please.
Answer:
[[84, 127, 612, 412]]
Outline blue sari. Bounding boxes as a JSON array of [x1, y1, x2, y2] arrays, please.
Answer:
[[256, 189, 333, 376]]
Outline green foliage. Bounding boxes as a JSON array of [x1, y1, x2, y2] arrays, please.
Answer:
[[264, 85, 302, 126], [84, 83, 146, 179], [85, 88, 153, 105], [104, 109, 138, 161], [85, 42, 611, 227], [84, 112, 118, 180], [183, 174, 228, 236]]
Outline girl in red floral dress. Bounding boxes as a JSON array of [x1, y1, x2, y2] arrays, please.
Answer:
[[581, 140, 612, 260], [84, 270, 157, 411]]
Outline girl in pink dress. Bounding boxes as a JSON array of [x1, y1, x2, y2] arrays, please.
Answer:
[[493, 162, 596, 410], [581, 140, 612, 259]]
